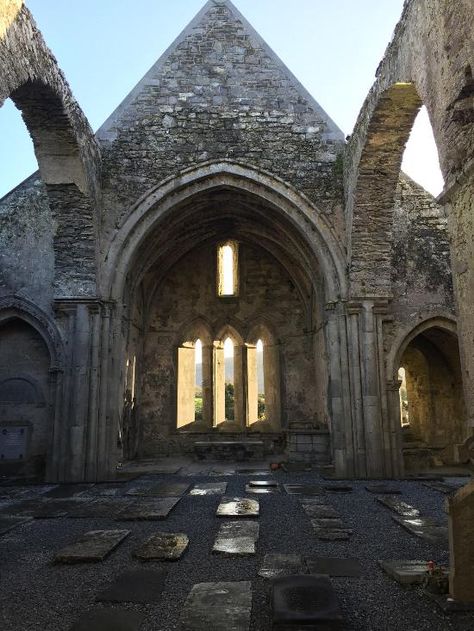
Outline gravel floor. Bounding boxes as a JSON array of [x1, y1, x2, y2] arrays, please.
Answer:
[[0, 470, 473, 631]]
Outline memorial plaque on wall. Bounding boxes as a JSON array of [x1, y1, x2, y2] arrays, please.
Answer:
[[0, 426, 28, 460]]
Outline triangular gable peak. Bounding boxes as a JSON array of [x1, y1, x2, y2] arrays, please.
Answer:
[[97, 0, 344, 143]]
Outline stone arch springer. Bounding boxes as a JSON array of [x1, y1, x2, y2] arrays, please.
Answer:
[[103, 160, 347, 304]]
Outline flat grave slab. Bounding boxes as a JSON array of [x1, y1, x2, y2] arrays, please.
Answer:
[[259, 553, 307, 579], [209, 468, 236, 476], [134, 531, 189, 560], [366, 485, 401, 495], [85, 483, 127, 497], [249, 480, 278, 487], [392, 516, 448, 545], [378, 560, 430, 585], [376, 496, 420, 518], [283, 484, 325, 496], [69, 608, 144, 631], [3, 497, 91, 518], [0, 514, 32, 536], [323, 484, 353, 493], [422, 481, 457, 495], [300, 502, 339, 519], [213, 520, 259, 555], [126, 481, 189, 497], [306, 557, 363, 577], [245, 484, 280, 494], [55, 529, 130, 563], [311, 521, 353, 541], [311, 517, 345, 529], [42, 484, 93, 499], [116, 497, 181, 521], [189, 482, 227, 496], [67, 498, 131, 518], [0, 487, 31, 500], [282, 463, 312, 473], [180, 581, 252, 631], [96, 568, 168, 603], [216, 497, 259, 517], [272, 574, 344, 628]]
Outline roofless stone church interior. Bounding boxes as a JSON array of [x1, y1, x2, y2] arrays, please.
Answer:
[[1, 0, 474, 628]]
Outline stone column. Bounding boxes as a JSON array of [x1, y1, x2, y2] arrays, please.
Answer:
[[213, 345, 225, 426], [264, 343, 281, 430], [233, 345, 246, 429], [177, 346, 195, 428], [448, 480, 474, 602], [246, 345, 258, 426], [53, 298, 114, 482], [201, 343, 214, 428]]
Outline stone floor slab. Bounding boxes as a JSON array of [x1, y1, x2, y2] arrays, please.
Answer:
[[3, 497, 91, 518], [86, 483, 127, 497], [245, 484, 280, 494], [323, 484, 353, 493], [283, 484, 325, 496], [216, 497, 259, 517], [69, 608, 144, 631], [249, 480, 278, 487], [134, 531, 189, 560], [272, 574, 344, 628], [422, 481, 457, 495], [67, 498, 132, 518], [258, 553, 307, 579], [300, 503, 339, 519], [55, 529, 130, 563], [189, 482, 227, 496], [42, 484, 93, 499], [392, 516, 448, 545], [311, 522, 353, 541], [212, 521, 259, 555], [0, 514, 32, 536], [311, 517, 345, 529], [126, 481, 189, 497], [116, 497, 181, 520], [180, 581, 252, 631], [306, 557, 363, 577], [96, 568, 168, 603], [376, 496, 421, 518], [365, 485, 401, 495], [378, 560, 430, 584]]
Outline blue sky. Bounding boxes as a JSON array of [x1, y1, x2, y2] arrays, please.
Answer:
[[0, 0, 443, 197]]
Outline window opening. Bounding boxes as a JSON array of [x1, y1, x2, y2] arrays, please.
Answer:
[[256, 339, 265, 419], [217, 241, 238, 296], [194, 339, 203, 421], [398, 367, 409, 427], [224, 336, 235, 420]]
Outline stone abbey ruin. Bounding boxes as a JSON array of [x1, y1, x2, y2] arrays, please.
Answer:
[[0, 0, 473, 483]]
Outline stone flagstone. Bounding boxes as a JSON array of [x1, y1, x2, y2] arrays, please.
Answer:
[[67, 498, 131, 518], [422, 481, 457, 495], [4, 497, 91, 518], [97, 568, 168, 603], [259, 553, 307, 579], [392, 515, 448, 545], [134, 531, 189, 561], [323, 484, 353, 493], [311, 517, 345, 529], [284, 484, 325, 496], [0, 514, 32, 536], [249, 480, 278, 487], [69, 608, 144, 631], [213, 521, 259, 555], [216, 496, 259, 517], [126, 481, 189, 497], [55, 529, 130, 563], [42, 484, 93, 498], [180, 581, 252, 631], [311, 521, 353, 541], [306, 557, 363, 577], [116, 497, 181, 521], [189, 482, 227, 496], [365, 484, 401, 495], [245, 484, 280, 494], [272, 574, 344, 628], [376, 496, 420, 518], [378, 560, 430, 585], [300, 502, 339, 519]]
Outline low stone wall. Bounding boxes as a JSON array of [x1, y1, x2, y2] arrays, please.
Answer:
[[287, 430, 331, 465]]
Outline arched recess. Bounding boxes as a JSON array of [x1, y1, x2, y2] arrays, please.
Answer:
[[0, 4, 101, 294], [246, 322, 281, 431], [390, 316, 467, 470], [0, 296, 64, 478], [176, 319, 213, 429], [101, 161, 344, 467]]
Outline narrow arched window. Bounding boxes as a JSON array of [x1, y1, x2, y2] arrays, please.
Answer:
[[217, 241, 239, 296], [194, 339, 203, 421], [224, 337, 235, 420], [256, 339, 265, 420]]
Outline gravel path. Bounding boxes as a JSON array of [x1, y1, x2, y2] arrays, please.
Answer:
[[0, 471, 473, 630]]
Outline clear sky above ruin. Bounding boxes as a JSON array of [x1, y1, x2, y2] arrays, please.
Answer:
[[0, 0, 444, 198]]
